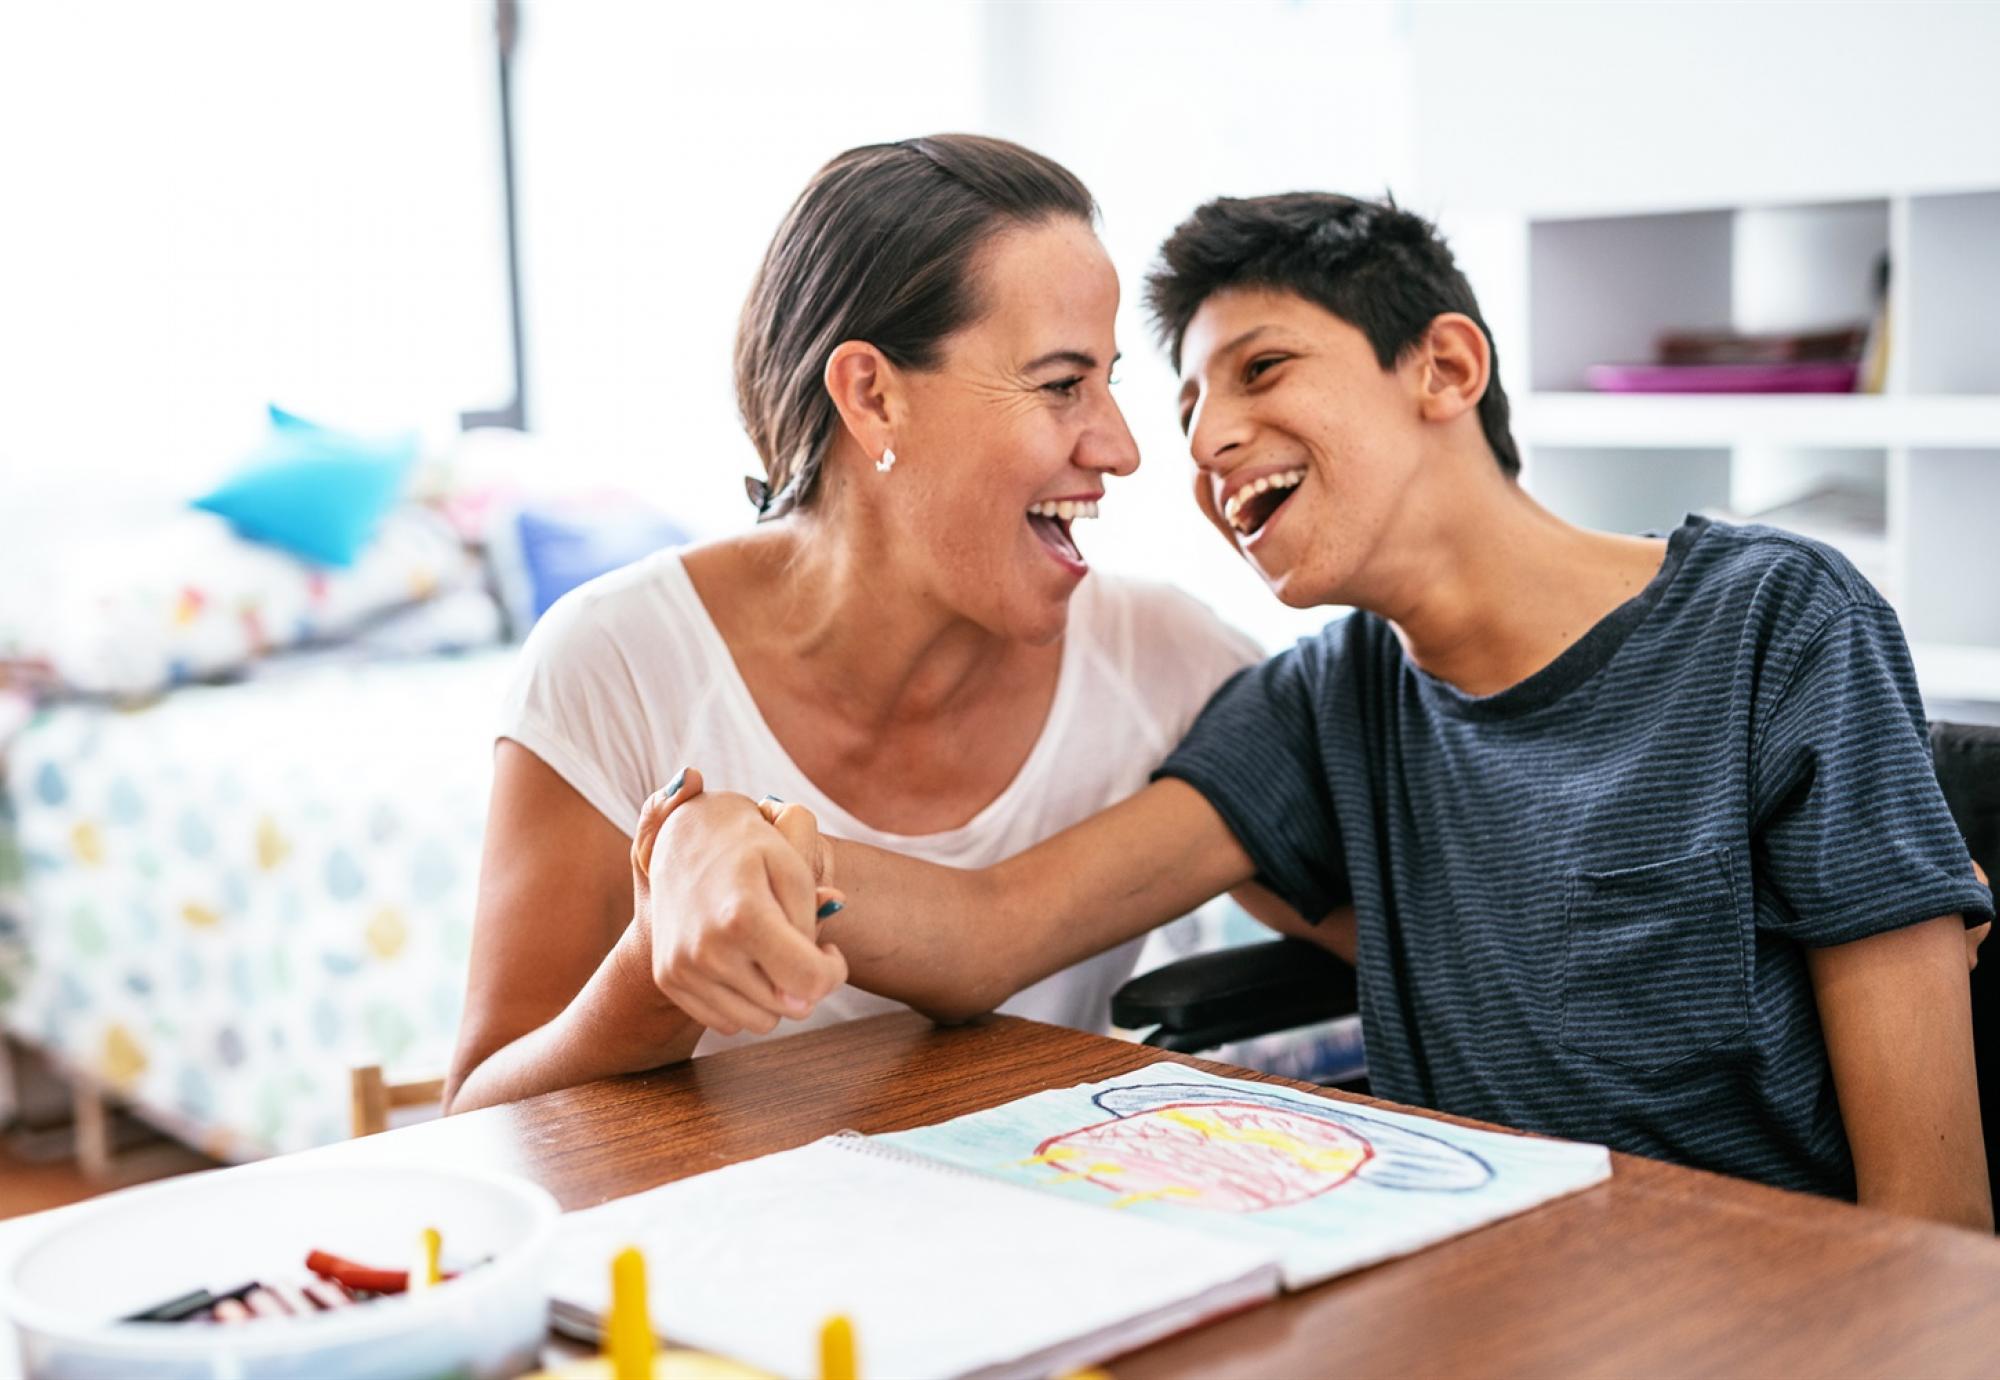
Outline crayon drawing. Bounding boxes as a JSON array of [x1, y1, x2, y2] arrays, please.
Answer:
[[876, 1062, 1612, 1289], [1020, 1082, 1493, 1212]]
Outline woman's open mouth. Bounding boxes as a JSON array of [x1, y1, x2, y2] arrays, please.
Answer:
[[1026, 497, 1098, 575], [1223, 469, 1305, 543]]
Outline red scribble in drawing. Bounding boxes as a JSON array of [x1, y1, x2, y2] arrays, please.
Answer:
[[1031, 1100, 1375, 1213]]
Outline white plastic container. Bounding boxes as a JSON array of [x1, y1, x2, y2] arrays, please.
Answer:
[[1, 1162, 561, 1380]]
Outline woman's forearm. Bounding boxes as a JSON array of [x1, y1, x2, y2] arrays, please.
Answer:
[[445, 921, 704, 1114]]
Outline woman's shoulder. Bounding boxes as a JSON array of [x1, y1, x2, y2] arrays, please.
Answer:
[[1070, 572, 1264, 747], [511, 543, 729, 703], [1079, 570, 1263, 672]]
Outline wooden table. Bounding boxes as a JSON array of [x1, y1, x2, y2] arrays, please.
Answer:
[[15, 1013, 2000, 1378]]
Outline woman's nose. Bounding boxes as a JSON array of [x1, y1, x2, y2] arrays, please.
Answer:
[[1078, 394, 1142, 478]]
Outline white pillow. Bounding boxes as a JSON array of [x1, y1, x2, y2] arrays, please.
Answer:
[[27, 505, 484, 699]]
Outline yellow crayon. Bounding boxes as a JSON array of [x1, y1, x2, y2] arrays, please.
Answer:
[[609, 1245, 656, 1380], [409, 1227, 443, 1292], [819, 1314, 857, 1380]]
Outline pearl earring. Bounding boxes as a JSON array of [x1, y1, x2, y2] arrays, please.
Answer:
[[876, 447, 897, 474]]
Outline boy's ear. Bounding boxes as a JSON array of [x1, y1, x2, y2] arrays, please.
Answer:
[[824, 341, 901, 460], [1415, 313, 1490, 424]]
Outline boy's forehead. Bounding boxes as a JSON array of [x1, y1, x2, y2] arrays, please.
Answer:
[[1178, 287, 1324, 378]]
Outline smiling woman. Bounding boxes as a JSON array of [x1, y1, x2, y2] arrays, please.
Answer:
[[445, 135, 1272, 1113]]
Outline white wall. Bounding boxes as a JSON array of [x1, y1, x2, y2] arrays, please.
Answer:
[[1406, 0, 2000, 217], [509, 0, 986, 538]]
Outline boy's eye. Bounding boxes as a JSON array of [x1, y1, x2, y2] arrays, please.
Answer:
[[1244, 354, 1286, 383]]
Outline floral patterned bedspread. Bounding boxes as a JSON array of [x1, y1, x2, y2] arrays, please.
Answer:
[[0, 649, 516, 1159]]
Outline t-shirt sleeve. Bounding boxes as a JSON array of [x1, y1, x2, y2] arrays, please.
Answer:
[[1751, 602, 1995, 944], [495, 586, 668, 837], [1152, 641, 1351, 922]]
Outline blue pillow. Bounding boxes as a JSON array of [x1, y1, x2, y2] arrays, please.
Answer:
[[192, 410, 418, 567], [491, 496, 688, 633]]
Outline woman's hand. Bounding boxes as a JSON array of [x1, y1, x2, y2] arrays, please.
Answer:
[[631, 770, 847, 1037]]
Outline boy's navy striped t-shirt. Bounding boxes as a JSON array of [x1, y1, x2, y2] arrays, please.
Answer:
[[1158, 515, 1994, 1197]]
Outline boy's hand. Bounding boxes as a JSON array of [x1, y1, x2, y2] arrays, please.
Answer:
[[631, 774, 846, 1037]]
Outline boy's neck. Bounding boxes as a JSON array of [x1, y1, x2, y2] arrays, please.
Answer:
[[1363, 456, 1672, 699]]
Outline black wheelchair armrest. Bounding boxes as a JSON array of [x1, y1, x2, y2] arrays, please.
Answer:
[[1111, 938, 1359, 1052], [1933, 721, 1999, 887]]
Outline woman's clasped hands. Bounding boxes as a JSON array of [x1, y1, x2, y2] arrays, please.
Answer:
[[630, 769, 847, 1037]]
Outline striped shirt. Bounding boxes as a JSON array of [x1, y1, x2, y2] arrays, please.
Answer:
[[1159, 515, 1995, 1197]]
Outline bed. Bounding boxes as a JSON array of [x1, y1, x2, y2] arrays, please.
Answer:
[[0, 648, 512, 1159]]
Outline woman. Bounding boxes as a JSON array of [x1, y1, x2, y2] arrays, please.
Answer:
[[444, 135, 1268, 1113]]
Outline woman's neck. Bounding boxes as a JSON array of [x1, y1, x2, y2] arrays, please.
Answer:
[[692, 510, 1042, 736]]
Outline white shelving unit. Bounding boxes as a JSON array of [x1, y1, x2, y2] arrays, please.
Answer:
[[1512, 190, 2000, 707]]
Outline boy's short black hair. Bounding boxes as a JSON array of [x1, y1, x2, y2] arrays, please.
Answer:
[[1146, 193, 1520, 477]]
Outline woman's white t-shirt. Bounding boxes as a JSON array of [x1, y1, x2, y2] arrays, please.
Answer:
[[497, 548, 1261, 1056]]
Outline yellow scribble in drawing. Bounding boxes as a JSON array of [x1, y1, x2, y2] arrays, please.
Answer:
[[1156, 1107, 1368, 1177], [1109, 1185, 1201, 1209], [1043, 1163, 1127, 1183], [1017, 1146, 1080, 1167], [1020, 1145, 1128, 1181]]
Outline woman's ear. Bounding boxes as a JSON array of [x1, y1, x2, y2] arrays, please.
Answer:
[[1415, 313, 1490, 424], [824, 341, 900, 461]]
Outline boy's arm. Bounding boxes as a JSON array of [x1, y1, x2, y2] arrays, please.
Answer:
[[822, 779, 1266, 1018], [643, 778, 1264, 1028], [1806, 912, 1992, 1231]]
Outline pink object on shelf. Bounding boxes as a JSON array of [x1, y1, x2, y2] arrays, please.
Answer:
[[1583, 361, 1861, 394]]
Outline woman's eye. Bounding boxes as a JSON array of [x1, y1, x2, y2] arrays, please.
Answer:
[[1042, 376, 1085, 397]]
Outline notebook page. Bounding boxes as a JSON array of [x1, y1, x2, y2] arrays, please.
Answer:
[[877, 1062, 1614, 1290], [549, 1135, 1280, 1380]]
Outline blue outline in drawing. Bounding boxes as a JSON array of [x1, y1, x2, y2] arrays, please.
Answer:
[[1090, 1082, 1495, 1194]]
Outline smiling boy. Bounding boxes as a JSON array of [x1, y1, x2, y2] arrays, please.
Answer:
[[643, 194, 1994, 1228]]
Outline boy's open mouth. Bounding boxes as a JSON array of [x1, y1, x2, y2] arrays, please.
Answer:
[[1224, 468, 1305, 539], [1027, 498, 1098, 570]]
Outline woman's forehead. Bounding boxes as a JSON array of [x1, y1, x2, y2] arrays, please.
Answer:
[[963, 221, 1120, 356]]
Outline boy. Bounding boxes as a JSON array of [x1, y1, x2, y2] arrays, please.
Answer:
[[640, 195, 1994, 1228]]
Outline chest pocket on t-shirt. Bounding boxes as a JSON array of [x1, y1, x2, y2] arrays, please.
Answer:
[[1559, 847, 1747, 1073]]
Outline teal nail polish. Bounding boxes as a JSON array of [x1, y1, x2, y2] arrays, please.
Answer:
[[665, 769, 687, 797], [760, 794, 784, 807], [816, 899, 844, 920]]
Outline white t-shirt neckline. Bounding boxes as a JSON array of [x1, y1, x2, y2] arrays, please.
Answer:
[[657, 552, 1086, 851]]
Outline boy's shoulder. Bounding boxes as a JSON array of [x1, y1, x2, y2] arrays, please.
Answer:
[[1670, 516, 1896, 669], [1684, 515, 1888, 614]]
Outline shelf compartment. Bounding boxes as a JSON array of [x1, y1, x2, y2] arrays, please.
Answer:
[[1526, 200, 1887, 393], [1906, 191, 2000, 396], [1898, 448, 2000, 653]]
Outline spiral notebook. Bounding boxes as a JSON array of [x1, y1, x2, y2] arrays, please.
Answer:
[[549, 1063, 1612, 1378]]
